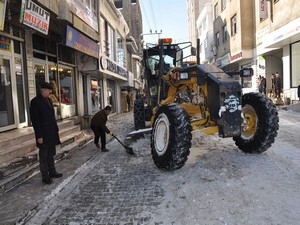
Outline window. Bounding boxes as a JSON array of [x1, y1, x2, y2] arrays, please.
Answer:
[[214, 3, 218, 19], [104, 21, 115, 60], [223, 25, 228, 42], [216, 32, 220, 47], [231, 15, 237, 36], [221, 0, 226, 11], [114, 0, 123, 9], [116, 32, 125, 67], [291, 41, 300, 87], [203, 17, 207, 31]]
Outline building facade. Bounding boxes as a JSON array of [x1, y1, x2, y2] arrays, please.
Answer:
[[0, 0, 141, 132], [256, 0, 300, 101], [212, 0, 256, 93], [196, 3, 214, 64], [114, 0, 144, 112], [189, 0, 300, 101]]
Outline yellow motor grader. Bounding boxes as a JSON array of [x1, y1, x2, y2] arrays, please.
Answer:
[[133, 38, 279, 171]]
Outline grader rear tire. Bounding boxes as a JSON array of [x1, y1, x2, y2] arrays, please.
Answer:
[[151, 103, 192, 171], [233, 92, 279, 153], [134, 98, 146, 130]]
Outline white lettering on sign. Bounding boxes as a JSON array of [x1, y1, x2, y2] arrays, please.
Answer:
[[21, 0, 50, 35]]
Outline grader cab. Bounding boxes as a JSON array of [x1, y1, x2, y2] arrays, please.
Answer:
[[133, 38, 279, 171]]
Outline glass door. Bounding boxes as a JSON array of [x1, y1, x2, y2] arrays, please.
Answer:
[[91, 79, 103, 114], [0, 56, 14, 128]]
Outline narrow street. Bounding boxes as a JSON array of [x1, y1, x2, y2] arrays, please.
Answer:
[[1, 110, 300, 225]]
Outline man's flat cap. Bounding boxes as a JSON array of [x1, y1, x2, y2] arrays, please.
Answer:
[[40, 82, 53, 90]]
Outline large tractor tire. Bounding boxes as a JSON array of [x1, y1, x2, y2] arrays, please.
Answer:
[[151, 103, 192, 171], [233, 92, 279, 153], [134, 98, 146, 130]]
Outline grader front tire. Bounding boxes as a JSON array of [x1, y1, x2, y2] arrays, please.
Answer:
[[151, 103, 192, 171]]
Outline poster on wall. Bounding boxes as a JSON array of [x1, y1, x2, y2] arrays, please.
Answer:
[[70, 0, 98, 32], [0, 0, 7, 31], [20, 0, 50, 35]]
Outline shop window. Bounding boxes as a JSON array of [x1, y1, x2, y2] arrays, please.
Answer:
[[107, 79, 116, 113], [14, 40, 21, 54], [49, 65, 59, 107], [15, 58, 26, 123], [291, 42, 300, 88], [59, 45, 75, 65], [91, 79, 103, 114], [34, 65, 46, 94], [0, 58, 14, 127], [33, 34, 46, 52]]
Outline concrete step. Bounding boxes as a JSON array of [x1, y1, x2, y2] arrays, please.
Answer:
[[0, 120, 74, 150], [0, 131, 93, 193], [0, 124, 81, 165]]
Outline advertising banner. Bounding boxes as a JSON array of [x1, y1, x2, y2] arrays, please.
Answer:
[[260, 0, 267, 19], [20, 0, 50, 35], [70, 0, 98, 32], [66, 25, 99, 58]]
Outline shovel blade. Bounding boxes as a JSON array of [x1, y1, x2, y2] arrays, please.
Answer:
[[126, 147, 134, 155]]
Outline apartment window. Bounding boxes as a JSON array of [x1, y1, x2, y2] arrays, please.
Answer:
[[104, 21, 115, 60], [223, 25, 228, 42], [116, 32, 125, 67], [216, 32, 220, 47], [203, 16, 207, 31], [83, 0, 97, 20], [214, 3, 218, 19], [221, 0, 226, 11], [131, 0, 137, 4], [231, 15, 237, 36], [114, 0, 123, 9]]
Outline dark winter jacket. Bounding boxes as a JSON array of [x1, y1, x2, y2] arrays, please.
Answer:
[[30, 94, 60, 148], [90, 109, 110, 133]]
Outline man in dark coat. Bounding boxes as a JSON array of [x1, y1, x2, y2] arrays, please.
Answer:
[[261, 76, 266, 94], [90, 105, 112, 152], [30, 82, 62, 184], [274, 72, 282, 98]]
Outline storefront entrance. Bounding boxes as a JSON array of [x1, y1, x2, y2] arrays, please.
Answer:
[[0, 56, 14, 128]]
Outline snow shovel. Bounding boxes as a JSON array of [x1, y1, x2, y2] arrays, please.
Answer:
[[112, 134, 134, 155]]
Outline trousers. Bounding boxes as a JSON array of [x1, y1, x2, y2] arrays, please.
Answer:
[[39, 146, 57, 179], [91, 125, 106, 149]]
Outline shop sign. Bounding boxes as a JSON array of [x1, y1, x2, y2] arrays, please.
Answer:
[[100, 56, 128, 78], [0, 36, 10, 52], [0, 0, 7, 31], [259, 0, 267, 19], [66, 25, 99, 58], [230, 52, 242, 63], [220, 53, 230, 67], [20, 0, 50, 35], [70, 0, 98, 32]]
